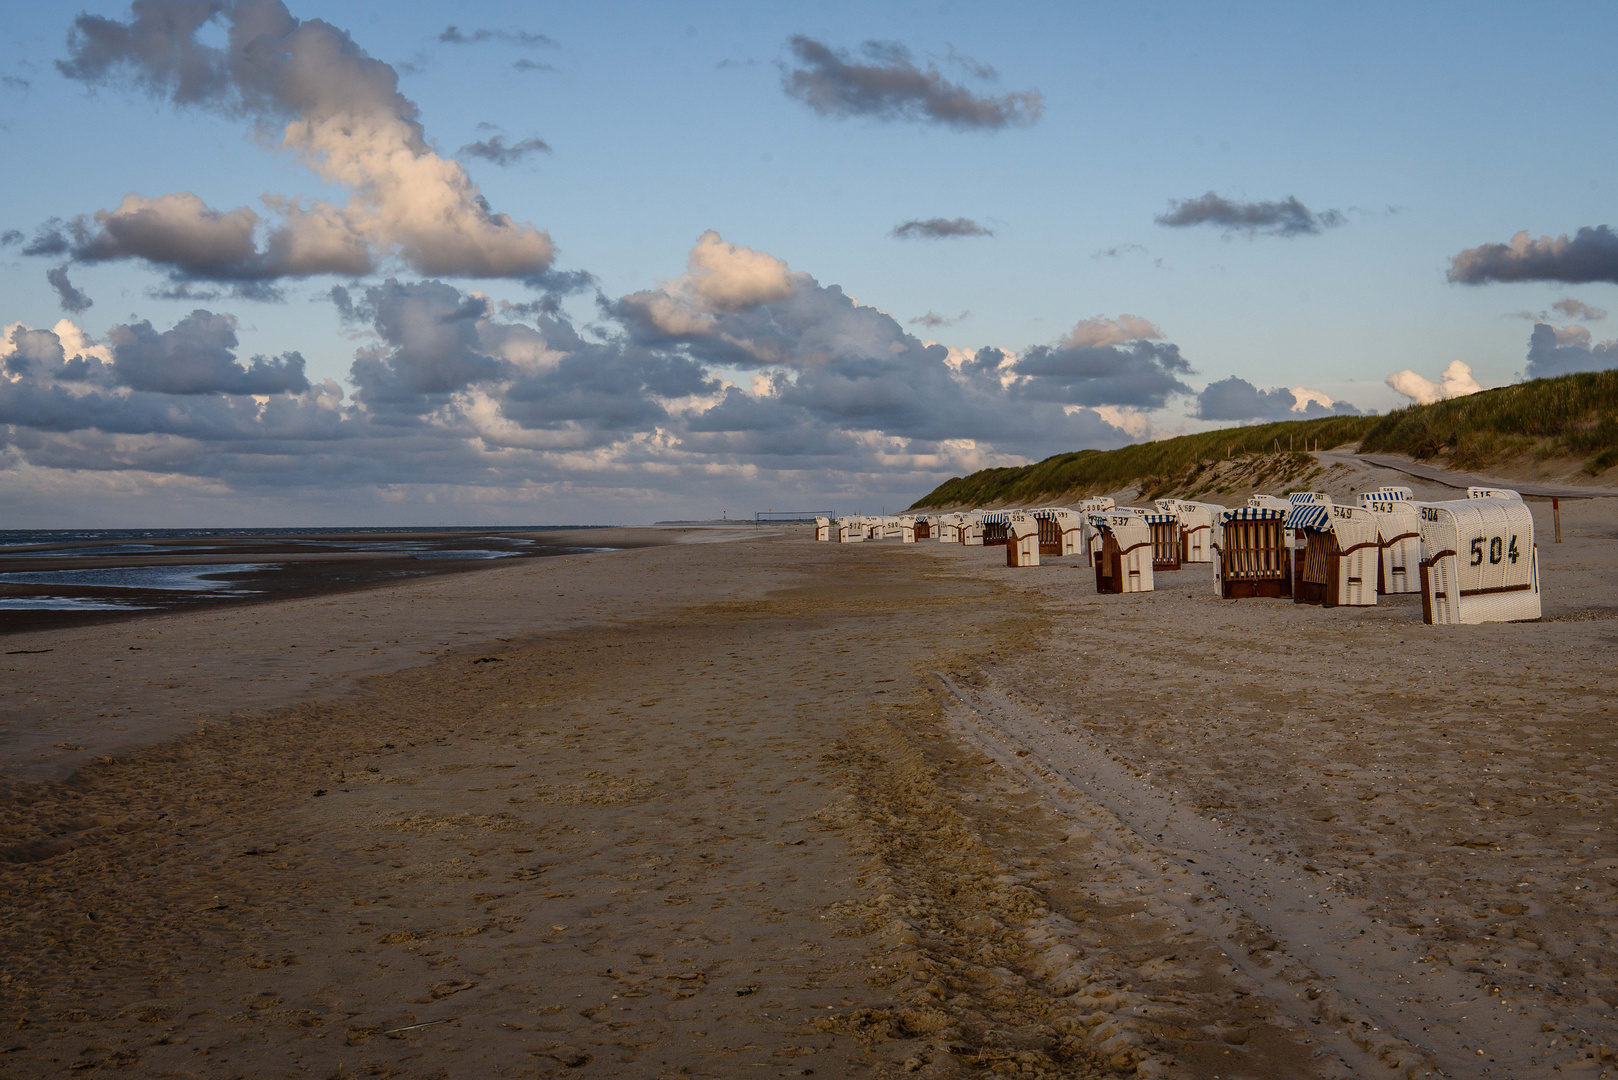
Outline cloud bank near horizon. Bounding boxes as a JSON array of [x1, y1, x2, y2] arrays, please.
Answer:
[[4, 228, 1223, 516]]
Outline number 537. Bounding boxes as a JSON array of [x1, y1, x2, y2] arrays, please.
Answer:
[[1470, 535, 1519, 566]]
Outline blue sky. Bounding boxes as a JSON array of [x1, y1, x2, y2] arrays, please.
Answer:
[[2, 1, 1615, 525]]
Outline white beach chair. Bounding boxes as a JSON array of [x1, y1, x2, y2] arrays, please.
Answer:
[[1357, 493, 1422, 594], [814, 516, 830, 542], [1419, 498, 1540, 624], [1005, 511, 1040, 567], [1091, 511, 1154, 593], [1287, 499, 1380, 606]]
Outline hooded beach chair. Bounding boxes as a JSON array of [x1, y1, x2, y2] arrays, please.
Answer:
[[1005, 511, 1041, 567], [1213, 505, 1292, 599], [1032, 508, 1085, 556], [1357, 492, 1422, 594], [1286, 499, 1380, 607], [814, 516, 831, 542], [1142, 508, 1183, 571], [1419, 497, 1540, 624], [1156, 499, 1223, 563], [1091, 511, 1154, 593]]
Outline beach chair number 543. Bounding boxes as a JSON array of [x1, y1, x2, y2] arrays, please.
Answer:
[[1469, 535, 1519, 566]]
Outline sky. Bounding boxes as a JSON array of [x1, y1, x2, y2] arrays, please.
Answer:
[[3, 0, 1617, 526]]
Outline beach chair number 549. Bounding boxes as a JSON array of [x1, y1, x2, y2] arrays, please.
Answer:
[[1469, 535, 1519, 566]]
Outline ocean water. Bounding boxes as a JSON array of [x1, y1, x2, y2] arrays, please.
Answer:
[[0, 563, 277, 592], [0, 526, 600, 552], [0, 597, 159, 611], [0, 528, 615, 616]]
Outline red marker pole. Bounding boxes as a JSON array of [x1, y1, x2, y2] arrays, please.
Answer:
[[1554, 497, 1562, 543]]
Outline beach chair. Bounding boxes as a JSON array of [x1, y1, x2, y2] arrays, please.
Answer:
[[1092, 511, 1154, 593], [914, 516, 931, 541], [1156, 499, 1222, 563], [1287, 500, 1380, 606], [1143, 509, 1182, 571], [1213, 505, 1292, 599], [1357, 493, 1422, 594], [1033, 508, 1085, 556], [1005, 511, 1040, 567], [980, 511, 1011, 548], [899, 515, 916, 543], [1419, 497, 1541, 624], [954, 513, 984, 546], [835, 516, 864, 543], [814, 516, 830, 542]]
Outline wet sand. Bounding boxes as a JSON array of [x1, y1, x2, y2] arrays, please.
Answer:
[[2, 486, 1616, 1078]]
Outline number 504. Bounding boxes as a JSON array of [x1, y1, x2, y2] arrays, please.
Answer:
[[1470, 535, 1520, 566]]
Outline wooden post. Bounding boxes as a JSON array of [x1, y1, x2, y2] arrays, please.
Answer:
[[1554, 497, 1562, 543]]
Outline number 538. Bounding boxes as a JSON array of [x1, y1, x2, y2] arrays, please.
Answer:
[[1470, 535, 1519, 566]]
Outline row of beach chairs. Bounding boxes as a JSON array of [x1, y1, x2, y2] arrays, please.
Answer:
[[813, 486, 1540, 625]]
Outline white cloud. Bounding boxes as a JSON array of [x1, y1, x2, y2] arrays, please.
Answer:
[[1058, 313, 1162, 349], [1289, 386, 1335, 412], [1385, 360, 1483, 405]]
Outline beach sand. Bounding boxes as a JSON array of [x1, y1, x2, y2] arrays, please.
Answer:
[[2, 478, 1615, 1078]]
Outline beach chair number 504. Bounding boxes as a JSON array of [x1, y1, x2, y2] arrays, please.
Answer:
[[1470, 536, 1519, 567]]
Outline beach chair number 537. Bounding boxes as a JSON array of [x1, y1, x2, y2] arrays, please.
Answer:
[[1469, 535, 1519, 566]]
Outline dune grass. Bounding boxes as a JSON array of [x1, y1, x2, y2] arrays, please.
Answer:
[[911, 415, 1377, 508], [911, 369, 1618, 509], [1359, 370, 1618, 475]]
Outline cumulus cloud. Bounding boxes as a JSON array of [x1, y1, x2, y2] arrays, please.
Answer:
[[53, 0, 555, 283], [1195, 377, 1363, 421], [0, 229, 23, 247], [46, 266, 93, 313], [1057, 314, 1162, 349], [1013, 338, 1192, 410], [109, 310, 310, 395], [781, 36, 1043, 130], [1385, 360, 1483, 405], [458, 135, 552, 166], [1156, 192, 1345, 238], [617, 231, 802, 349], [891, 217, 992, 240], [1449, 226, 1618, 285], [1522, 322, 1618, 380]]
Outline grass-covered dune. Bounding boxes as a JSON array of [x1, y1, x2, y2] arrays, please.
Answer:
[[910, 370, 1618, 509], [1360, 369, 1618, 475]]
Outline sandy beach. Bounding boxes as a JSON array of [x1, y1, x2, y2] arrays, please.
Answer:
[[3, 469, 1616, 1078]]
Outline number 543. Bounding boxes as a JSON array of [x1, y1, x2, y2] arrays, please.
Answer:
[[1470, 535, 1519, 566]]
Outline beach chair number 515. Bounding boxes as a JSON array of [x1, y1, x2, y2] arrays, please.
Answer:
[[1469, 535, 1519, 566]]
